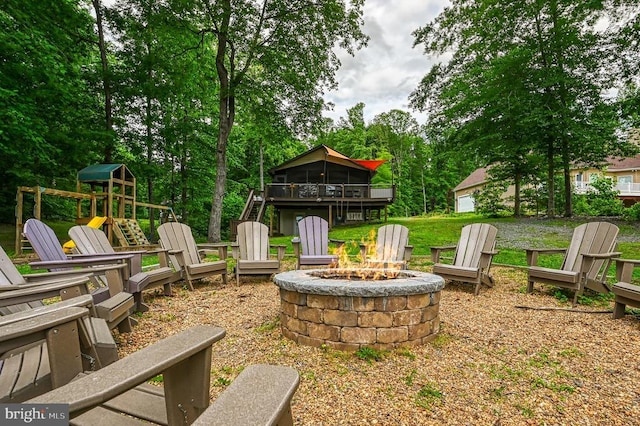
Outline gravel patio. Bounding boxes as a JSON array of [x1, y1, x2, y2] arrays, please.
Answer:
[[115, 261, 640, 425]]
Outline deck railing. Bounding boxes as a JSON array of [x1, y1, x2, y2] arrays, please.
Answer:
[[265, 183, 394, 200], [574, 181, 640, 195]]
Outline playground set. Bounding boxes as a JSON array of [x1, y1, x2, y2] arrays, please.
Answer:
[[15, 164, 176, 255]]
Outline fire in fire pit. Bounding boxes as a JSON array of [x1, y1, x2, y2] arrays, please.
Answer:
[[309, 268, 400, 281]]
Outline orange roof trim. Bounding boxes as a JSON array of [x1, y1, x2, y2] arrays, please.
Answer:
[[353, 159, 387, 170]]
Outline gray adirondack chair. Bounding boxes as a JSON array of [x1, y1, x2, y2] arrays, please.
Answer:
[[25, 319, 297, 425], [0, 306, 117, 403], [22, 219, 136, 332], [69, 225, 181, 312], [610, 258, 640, 319], [431, 223, 499, 296], [292, 216, 344, 269], [359, 224, 413, 269], [157, 222, 228, 290], [526, 221, 620, 306], [232, 221, 285, 285]]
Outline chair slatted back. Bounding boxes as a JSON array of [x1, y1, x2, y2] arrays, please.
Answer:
[[157, 223, 201, 267], [298, 216, 329, 256], [375, 225, 409, 262], [0, 245, 27, 288], [69, 226, 116, 255], [236, 222, 270, 261], [453, 223, 498, 268], [562, 222, 618, 278], [23, 219, 69, 270]]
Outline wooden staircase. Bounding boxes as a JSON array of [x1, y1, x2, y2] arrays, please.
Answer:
[[240, 190, 266, 222], [113, 218, 150, 247]]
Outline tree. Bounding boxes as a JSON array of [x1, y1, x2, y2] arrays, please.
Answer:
[[411, 0, 638, 217], [0, 0, 105, 222], [172, 0, 368, 241]]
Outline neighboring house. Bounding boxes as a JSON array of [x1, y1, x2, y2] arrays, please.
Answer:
[[238, 145, 395, 236], [454, 155, 640, 213]]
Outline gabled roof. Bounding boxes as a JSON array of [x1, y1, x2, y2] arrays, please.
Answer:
[[269, 145, 384, 174], [454, 167, 488, 191]]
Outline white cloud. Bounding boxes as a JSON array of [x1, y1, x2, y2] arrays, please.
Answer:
[[324, 0, 450, 125]]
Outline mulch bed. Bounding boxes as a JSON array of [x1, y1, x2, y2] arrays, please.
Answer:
[[115, 263, 640, 425]]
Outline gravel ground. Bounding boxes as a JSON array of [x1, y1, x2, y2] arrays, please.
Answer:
[[115, 259, 640, 426]]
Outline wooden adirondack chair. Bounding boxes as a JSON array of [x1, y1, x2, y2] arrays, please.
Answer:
[[610, 258, 640, 319], [292, 216, 344, 269], [0, 306, 117, 403], [0, 243, 132, 334], [28, 320, 299, 426], [526, 221, 620, 306], [431, 223, 499, 296], [359, 224, 413, 269], [157, 222, 228, 291], [22, 219, 136, 332], [69, 225, 181, 312], [232, 221, 285, 285]]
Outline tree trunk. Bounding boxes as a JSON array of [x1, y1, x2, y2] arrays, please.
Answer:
[[546, 139, 555, 217], [562, 136, 572, 217], [92, 0, 114, 162], [514, 171, 521, 217], [208, 1, 233, 242]]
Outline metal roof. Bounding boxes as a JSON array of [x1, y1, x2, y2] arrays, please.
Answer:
[[77, 164, 134, 183]]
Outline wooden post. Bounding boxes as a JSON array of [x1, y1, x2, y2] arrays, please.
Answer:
[[34, 186, 41, 220], [15, 189, 23, 255], [328, 205, 332, 229]]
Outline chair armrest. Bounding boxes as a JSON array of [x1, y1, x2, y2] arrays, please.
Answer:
[[430, 245, 456, 263], [291, 238, 301, 258], [30, 325, 226, 423], [329, 238, 346, 247], [230, 243, 240, 260], [197, 243, 231, 260], [0, 306, 89, 354], [525, 248, 567, 266], [271, 245, 286, 261], [615, 258, 640, 283], [30, 254, 133, 270], [0, 278, 92, 308], [0, 297, 94, 326], [404, 245, 414, 262], [25, 263, 128, 282], [67, 253, 135, 262], [193, 365, 300, 426], [21, 270, 94, 283]]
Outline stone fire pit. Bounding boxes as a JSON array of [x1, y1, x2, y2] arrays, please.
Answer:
[[273, 269, 445, 351]]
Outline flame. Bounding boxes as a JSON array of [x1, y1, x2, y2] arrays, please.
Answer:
[[325, 230, 402, 280]]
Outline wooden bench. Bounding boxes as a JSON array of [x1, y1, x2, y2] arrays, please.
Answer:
[[29, 321, 300, 425]]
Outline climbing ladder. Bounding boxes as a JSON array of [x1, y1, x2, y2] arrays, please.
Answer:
[[113, 218, 150, 247]]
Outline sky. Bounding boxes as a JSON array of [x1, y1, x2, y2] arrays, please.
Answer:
[[323, 0, 450, 125]]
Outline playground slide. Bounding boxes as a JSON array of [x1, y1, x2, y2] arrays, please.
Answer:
[[63, 216, 107, 253]]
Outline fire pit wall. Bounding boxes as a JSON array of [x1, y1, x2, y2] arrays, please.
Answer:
[[274, 269, 445, 351]]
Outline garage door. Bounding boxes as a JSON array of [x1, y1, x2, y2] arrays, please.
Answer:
[[457, 194, 475, 213]]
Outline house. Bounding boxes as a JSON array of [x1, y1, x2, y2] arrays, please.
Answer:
[[454, 155, 640, 213], [239, 145, 395, 236]]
